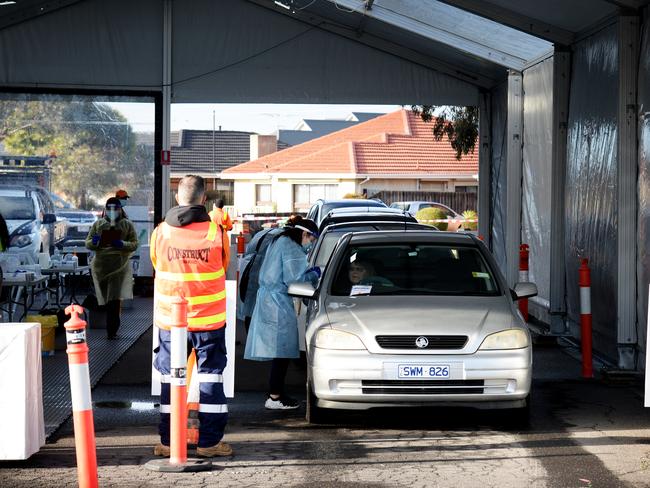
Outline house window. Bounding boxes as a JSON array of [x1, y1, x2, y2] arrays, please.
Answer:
[[293, 184, 338, 211], [456, 185, 478, 193], [256, 184, 272, 205]]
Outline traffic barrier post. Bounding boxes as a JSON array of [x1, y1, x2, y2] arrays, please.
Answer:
[[579, 258, 594, 378], [145, 297, 212, 472], [64, 304, 98, 488], [519, 244, 530, 321]]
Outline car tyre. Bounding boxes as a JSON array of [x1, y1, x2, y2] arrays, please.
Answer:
[[306, 381, 328, 424]]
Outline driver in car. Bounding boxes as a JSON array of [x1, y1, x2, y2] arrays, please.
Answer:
[[348, 259, 393, 288]]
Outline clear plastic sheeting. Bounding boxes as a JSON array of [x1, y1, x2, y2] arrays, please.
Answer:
[[522, 58, 553, 303], [565, 24, 618, 360], [636, 20, 650, 368], [489, 81, 508, 273]]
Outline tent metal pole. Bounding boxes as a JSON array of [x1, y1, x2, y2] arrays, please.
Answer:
[[505, 70, 523, 287], [549, 50, 571, 335], [478, 91, 491, 245], [161, 0, 173, 215], [617, 15, 639, 369]]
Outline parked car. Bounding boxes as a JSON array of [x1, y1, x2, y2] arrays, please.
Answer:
[[49, 192, 98, 245], [0, 185, 66, 262], [306, 199, 387, 225], [390, 201, 464, 231], [289, 230, 536, 424], [318, 207, 417, 233]]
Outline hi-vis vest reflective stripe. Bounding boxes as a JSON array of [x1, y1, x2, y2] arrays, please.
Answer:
[[153, 221, 226, 331]]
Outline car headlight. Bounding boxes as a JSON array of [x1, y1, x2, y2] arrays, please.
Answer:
[[314, 329, 366, 350], [479, 329, 530, 350], [10, 234, 33, 248]]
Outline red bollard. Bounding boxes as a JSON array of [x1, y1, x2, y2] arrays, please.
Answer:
[[236, 232, 245, 255], [145, 298, 212, 473], [64, 304, 98, 488], [579, 258, 593, 378], [519, 244, 530, 321], [169, 296, 188, 465]]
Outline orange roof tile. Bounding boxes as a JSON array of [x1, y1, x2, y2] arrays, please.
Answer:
[[222, 109, 477, 176]]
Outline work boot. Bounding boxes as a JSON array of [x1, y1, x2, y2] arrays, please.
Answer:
[[153, 443, 170, 457], [196, 441, 233, 458]]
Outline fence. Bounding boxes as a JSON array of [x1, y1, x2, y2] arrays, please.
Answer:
[[368, 190, 477, 212]]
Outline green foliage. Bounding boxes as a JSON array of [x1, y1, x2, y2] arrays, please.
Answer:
[[411, 105, 478, 160], [1, 100, 142, 209], [462, 209, 478, 231], [416, 207, 447, 231]]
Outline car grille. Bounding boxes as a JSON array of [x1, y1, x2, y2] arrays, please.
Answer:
[[375, 335, 468, 350], [361, 379, 484, 395]]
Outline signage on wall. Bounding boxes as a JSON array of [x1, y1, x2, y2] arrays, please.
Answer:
[[161, 150, 171, 166]]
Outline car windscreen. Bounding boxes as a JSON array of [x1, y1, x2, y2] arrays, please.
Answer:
[[330, 243, 499, 297], [321, 200, 384, 218], [0, 196, 35, 220], [315, 224, 432, 267]]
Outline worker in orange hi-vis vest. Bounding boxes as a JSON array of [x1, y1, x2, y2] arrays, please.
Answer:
[[150, 175, 233, 459], [208, 199, 231, 271], [209, 199, 233, 231]]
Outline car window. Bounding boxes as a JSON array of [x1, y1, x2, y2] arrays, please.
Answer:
[[390, 203, 408, 211], [330, 244, 499, 297], [0, 196, 36, 220], [315, 224, 435, 267], [420, 203, 454, 217], [320, 201, 385, 220]]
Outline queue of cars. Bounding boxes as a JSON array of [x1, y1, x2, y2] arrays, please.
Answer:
[[291, 199, 536, 424]]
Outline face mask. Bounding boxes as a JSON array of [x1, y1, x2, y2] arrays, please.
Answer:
[[119, 199, 128, 207], [106, 209, 119, 221], [302, 241, 314, 253]]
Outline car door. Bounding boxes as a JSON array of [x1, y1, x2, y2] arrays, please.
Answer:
[[32, 191, 51, 253]]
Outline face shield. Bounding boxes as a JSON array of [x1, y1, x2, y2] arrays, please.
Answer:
[[106, 204, 120, 222]]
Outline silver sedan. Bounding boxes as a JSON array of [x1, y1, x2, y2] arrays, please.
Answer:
[[289, 231, 537, 423]]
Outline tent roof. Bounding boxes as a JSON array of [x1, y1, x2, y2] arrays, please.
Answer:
[[0, 0, 646, 104]]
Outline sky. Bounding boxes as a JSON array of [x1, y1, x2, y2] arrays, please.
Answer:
[[106, 102, 402, 134]]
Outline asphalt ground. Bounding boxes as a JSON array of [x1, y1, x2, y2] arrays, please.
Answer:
[[1, 327, 650, 487]]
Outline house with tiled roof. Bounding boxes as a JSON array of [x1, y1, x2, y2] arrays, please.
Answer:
[[221, 109, 478, 213]]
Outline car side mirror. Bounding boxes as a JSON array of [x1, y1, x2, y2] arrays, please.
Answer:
[[513, 282, 538, 300], [42, 213, 57, 224], [288, 282, 317, 299]]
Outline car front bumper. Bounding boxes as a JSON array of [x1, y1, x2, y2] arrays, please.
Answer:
[[310, 346, 532, 410]]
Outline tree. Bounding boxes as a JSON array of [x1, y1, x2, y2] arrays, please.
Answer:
[[411, 105, 478, 160], [1, 100, 138, 208]]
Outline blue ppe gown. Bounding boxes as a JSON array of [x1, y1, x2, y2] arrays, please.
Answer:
[[244, 235, 316, 361]]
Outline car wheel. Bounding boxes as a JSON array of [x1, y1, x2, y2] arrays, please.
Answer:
[[306, 381, 328, 424]]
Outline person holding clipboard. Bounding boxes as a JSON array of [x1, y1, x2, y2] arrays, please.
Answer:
[[85, 197, 138, 339]]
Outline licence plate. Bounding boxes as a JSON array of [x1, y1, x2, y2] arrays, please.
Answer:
[[77, 225, 90, 232], [398, 364, 450, 378]]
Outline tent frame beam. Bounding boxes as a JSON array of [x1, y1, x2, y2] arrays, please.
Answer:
[[437, 0, 574, 46], [326, 0, 530, 70]]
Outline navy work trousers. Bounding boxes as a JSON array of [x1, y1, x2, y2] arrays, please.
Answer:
[[154, 327, 228, 448]]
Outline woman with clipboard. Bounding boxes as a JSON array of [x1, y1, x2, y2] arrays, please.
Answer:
[[85, 197, 138, 339]]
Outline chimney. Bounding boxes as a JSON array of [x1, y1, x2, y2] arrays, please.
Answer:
[[250, 134, 278, 160]]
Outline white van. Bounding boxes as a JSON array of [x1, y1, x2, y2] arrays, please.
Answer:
[[0, 185, 66, 263]]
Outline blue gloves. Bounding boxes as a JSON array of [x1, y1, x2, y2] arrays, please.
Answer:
[[111, 239, 124, 249], [91, 234, 100, 246], [306, 266, 321, 279]]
